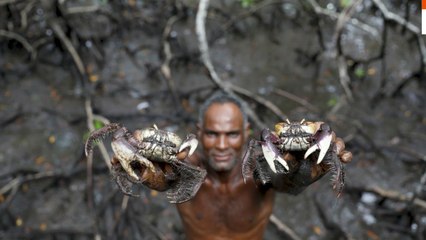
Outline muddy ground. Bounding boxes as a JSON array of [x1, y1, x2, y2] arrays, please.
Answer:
[[0, 0, 425, 239]]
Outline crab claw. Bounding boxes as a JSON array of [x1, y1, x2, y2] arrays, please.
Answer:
[[261, 143, 288, 173], [178, 134, 198, 157], [111, 139, 155, 181], [304, 123, 333, 164], [260, 129, 289, 173]]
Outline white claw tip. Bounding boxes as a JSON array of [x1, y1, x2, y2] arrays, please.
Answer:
[[261, 144, 289, 173], [179, 137, 198, 157], [304, 133, 333, 164], [316, 133, 333, 164], [304, 144, 319, 159]]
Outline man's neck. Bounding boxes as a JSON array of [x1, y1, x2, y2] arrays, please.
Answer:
[[206, 161, 243, 185]]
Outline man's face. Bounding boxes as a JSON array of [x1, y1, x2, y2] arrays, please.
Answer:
[[199, 102, 248, 172]]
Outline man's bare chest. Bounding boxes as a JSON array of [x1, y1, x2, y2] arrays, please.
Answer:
[[177, 182, 274, 232]]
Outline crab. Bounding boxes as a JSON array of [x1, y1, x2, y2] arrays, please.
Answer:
[[242, 119, 344, 195], [85, 123, 207, 203]]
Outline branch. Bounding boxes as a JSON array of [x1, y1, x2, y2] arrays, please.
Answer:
[[230, 84, 287, 120], [348, 185, 426, 210], [107, 195, 130, 238], [48, 20, 85, 76], [272, 88, 320, 113], [371, 0, 426, 71], [0, 0, 15, 6], [0, 166, 107, 196], [337, 55, 354, 101], [305, 0, 379, 37], [85, 99, 111, 169], [0, 29, 36, 60], [331, 0, 363, 52], [63, 4, 100, 15], [269, 214, 303, 240], [20, 0, 36, 30], [84, 98, 111, 208], [196, 0, 226, 90], [368, 186, 426, 210], [332, 0, 363, 102], [196, 0, 287, 129], [371, 0, 419, 34], [160, 15, 182, 107]]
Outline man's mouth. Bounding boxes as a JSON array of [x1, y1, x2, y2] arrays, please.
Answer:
[[212, 153, 233, 162]]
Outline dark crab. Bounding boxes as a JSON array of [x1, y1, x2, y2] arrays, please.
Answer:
[[85, 123, 206, 203], [242, 119, 344, 196]]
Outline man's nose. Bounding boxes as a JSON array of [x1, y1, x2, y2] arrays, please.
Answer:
[[216, 135, 229, 150]]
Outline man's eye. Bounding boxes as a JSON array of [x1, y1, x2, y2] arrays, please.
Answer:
[[228, 132, 240, 138], [205, 132, 216, 137]]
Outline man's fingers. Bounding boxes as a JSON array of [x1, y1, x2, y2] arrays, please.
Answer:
[[334, 137, 352, 163], [140, 163, 161, 182], [176, 148, 189, 161], [334, 138, 345, 154], [340, 151, 352, 163]]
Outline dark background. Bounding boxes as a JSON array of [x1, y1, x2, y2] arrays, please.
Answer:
[[0, 0, 425, 239]]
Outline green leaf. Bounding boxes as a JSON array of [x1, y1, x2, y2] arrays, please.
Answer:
[[240, 0, 254, 8], [94, 119, 105, 130], [354, 67, 365, 78], [327, 97, 338, 107], [340, 0, 352, 8], [83, 131, 90, 141]]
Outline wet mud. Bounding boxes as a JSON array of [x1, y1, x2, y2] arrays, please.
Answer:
[[1, 0, 425, 239]]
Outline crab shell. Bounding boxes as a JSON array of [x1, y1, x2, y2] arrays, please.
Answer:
[[132, 126, 198, 163], [274, 120, 317, 151], [274, 120, 333, 165], [133, 127, 183, 147]]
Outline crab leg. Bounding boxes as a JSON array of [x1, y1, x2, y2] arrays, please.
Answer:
[[304, 123, 333, 164], [242, 139, 257, 183], [178, 134, 198, 156]]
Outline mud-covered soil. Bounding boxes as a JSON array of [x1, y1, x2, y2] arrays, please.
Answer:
[[0, 0, 425, 239]]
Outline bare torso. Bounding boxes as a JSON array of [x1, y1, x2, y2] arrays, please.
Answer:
[[176, 157, 275, 240]]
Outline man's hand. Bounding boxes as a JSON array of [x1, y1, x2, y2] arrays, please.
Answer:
[[301, 133, 352, 180], [110, 145, 207, 203], [255, 121, 352, 195], [111, 156, 173, 193]]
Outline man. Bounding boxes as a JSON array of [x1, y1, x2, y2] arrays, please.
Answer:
[[112, 91, 352, 239]]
